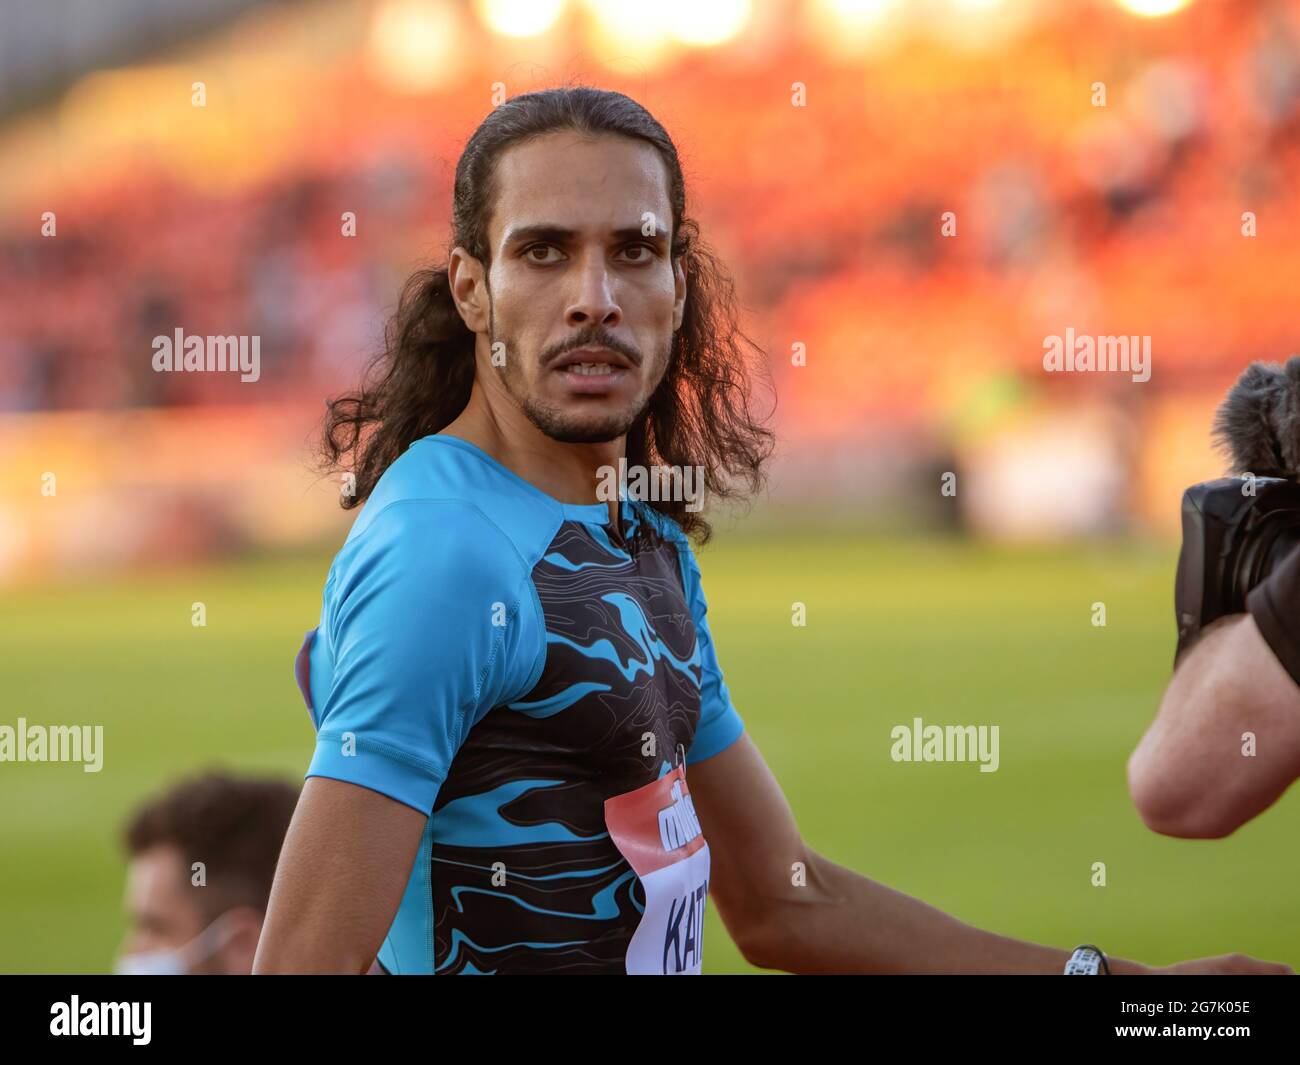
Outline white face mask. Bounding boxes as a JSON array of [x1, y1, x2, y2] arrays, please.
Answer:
[[114, 911, 237, 976]]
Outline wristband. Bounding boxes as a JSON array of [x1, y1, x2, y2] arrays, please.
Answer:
[[1064, 944, 1110, 975]]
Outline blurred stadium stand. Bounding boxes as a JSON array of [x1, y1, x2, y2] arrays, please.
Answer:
[[3, 0, 1300, 581], [0, 0, 274, 120]]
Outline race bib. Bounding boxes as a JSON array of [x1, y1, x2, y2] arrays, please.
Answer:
[[604, 763, 710, 975]]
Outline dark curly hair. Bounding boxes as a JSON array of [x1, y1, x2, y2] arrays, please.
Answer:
[[124, 771, 300, 919], [319, 86, 774, 543]]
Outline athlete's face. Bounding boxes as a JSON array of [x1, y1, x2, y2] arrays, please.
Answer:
[[475, 132, 686, 443], [116, 846, 261, 975]]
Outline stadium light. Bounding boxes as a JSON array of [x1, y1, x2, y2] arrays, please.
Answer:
[[583, 0, 675, 67], [477, 0, 566, 38], [367, 0, 465, 93], [821, 0, 902, 25], [1114, 0, 1192, 16], [664, 0, 751, 47], [810, 0, 905, 58]]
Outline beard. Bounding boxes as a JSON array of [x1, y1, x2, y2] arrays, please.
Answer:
[[519, 392, 639, 444], [490, 314, 670, 444]]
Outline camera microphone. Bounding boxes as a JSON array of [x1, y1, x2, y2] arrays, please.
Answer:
[[1212, 355, 1300, 480]]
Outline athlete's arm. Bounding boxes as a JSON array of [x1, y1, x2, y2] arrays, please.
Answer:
[[254, 499, 541, 974], [1128, 612, 1300, 839], [689, 733, 1291, 974], [253, 778, 426, 974]]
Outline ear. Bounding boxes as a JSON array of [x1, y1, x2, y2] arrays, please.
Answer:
[[671, 255, 687, 333], [217, 907, 265, 976], [449, 246, 490, 334]]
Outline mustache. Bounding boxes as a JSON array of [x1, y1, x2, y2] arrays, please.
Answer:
[[541, 329, 642, 369]]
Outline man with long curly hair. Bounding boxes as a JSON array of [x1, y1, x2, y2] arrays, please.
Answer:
[[253, 87, 1287, 977]]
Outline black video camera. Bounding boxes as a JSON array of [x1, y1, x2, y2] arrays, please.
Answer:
[[1174, 357, 1300, 664]]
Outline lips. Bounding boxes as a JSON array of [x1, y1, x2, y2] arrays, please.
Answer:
[[550, 346, 633, 395], [551, 346, 634, 373]]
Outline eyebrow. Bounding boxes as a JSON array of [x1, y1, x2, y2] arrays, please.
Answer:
[[500, 224, 668, 251]]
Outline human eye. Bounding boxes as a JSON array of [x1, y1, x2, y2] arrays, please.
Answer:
[[523, 243, 564, 264], [617, 243, 658, 264]]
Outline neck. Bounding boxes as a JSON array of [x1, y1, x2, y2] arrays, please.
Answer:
[[441, 374, 626, 509]]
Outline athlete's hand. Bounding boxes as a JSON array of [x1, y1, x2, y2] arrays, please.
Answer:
[[1150, 954, 1293, 975]]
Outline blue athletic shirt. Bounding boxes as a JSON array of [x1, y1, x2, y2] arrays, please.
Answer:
[[294, 433, 745, 974]]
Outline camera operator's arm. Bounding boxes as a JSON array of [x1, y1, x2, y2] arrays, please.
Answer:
[[1129, 548, 1300, 838]]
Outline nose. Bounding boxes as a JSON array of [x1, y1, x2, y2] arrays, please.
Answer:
[[564, 251, 622, 330]]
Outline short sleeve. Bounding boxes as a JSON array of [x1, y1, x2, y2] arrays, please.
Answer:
[[306, 500, 544, 814], [676, 538, 746, 765]]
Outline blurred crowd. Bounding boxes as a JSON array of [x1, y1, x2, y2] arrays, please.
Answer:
[[2, 1, 1299, 437]]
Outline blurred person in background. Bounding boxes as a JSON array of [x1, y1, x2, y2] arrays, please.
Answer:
[[117, 771, 299, 975]]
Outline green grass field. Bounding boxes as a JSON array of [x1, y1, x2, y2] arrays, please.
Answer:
[[2, 532, 1297, 973]]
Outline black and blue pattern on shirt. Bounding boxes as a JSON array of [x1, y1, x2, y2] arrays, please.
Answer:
[[428, 508, 704, 974]]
